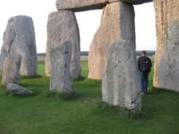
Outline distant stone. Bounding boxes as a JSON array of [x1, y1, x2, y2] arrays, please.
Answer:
[[0, 15, 37, 77], [102, 41, 141, 112], [56, 0, 121, 11], [50, 42, 73, 94], [6, 83, 33, 96], [154, 0, 179, 92], [46, 11, 81, 79]]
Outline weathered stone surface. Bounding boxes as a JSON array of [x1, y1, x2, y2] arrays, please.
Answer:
[[0, 16, 37, 77], [102, 41, 141, 112], [45, 11, 81, 79], [56, 0, 118, 11], [101, 2, 141, 112], [88, 2, 136, 80], [154, 0, 179, 92], [50, 42, 73, 94], [88, 2, 120, 80], [7, 83, 33, 96], [1, 53, 21, 86], [121, 0, 153, 4], [0, 47, 7, 70]]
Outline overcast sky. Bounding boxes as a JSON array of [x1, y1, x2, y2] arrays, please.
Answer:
[[0, 0, 156, 53]]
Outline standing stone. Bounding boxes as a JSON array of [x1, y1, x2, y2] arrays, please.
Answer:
[[50, 42, 73, 94], [102, 2, 141, 112], [56, 0, 118, 11], [88, 2, 122, 80], [0, 16, 37, 77], [154, 0, 179, 92], [102, 41, 141, 112], [45, 11, 81, 79]]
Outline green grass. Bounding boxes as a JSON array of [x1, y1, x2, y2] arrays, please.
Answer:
[[0, 61, 179, 134]]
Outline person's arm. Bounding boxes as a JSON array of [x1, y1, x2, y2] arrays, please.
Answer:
[[138, 57, 141, 71], [149, 58, 152, 68]]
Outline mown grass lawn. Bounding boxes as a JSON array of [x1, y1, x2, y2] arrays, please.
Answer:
[[0, 61, 179, 134]]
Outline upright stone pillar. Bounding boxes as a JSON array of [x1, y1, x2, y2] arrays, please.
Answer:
[[154, 0, 179, 92], [50, 42, 73, 93], [47, 11, 79, 93], [0, 16, 37, 77], [88, 2, 122, 80], [102, 2, 141, 112], [45, 11, 81, 79], [1, 16, 37, 86]]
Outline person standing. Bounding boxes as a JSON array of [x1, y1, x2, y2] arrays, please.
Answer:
[[138, 51, 152, 94]]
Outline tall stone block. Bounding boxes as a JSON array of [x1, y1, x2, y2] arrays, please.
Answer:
[[154, 0, 179, 92], [102, 2, 141, 112], [45, 11, 81, 79], [50, 42, 73, 93], [0, 16, 37, 77], [102, 41, 141, 112], [1, 16, 37, 86], [88, 2, 122, 80]]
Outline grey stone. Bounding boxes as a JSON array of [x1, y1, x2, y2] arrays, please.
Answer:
[[1, 53, 21, 86], [6, 83, 33, 96], [101, 2, 141, 112], [102, 41, 141, 112], [56, 0, 108, 11], [0, 15, 37, 77], [45, 11, 81, 79], [56, 0, 152, 11], [50, 42, 73, 94]]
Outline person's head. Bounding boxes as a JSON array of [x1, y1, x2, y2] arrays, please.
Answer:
[[142, 51, 146, 56]]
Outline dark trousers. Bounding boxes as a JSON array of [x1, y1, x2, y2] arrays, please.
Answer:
[[140, 72, 149, 93]]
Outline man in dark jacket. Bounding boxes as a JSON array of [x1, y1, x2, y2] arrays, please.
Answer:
[[138, 51, 152, 94]]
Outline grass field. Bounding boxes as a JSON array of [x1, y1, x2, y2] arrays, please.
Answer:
[[0, 61, 179, 134]]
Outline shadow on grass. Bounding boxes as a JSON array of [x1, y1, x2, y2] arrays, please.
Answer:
[[73, 75, 86, 81], [45, 91, 88, 101], [97, 102, 146, 120], [149, 87, 179, 95], [21, 74, 43, 79]]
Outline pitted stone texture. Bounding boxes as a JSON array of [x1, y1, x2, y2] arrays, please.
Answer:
[[1, 53, 21, 86], [56, 0, 118, 11], [45, 11, 81, 79], [102, 41, 141, 112], [88, 2, 135, 80], [154, 0, 179, 92], [101, 3, 140, 112], [50, 42, 73, 94], [0, 16, 37, 77], [121, 0, 152, 4]]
